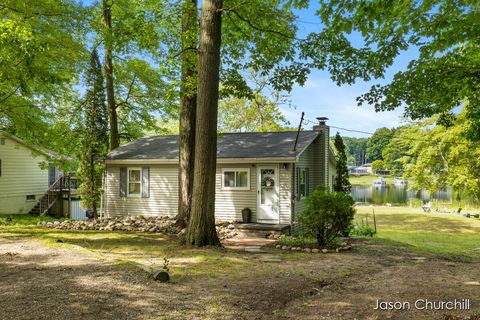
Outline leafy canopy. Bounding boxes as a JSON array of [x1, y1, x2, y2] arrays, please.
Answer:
[[314, 0, 480, 138]]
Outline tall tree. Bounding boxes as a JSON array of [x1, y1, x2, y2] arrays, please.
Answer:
[[186, 0, 222, 246], [77, 49, 109, 218], [176, 0, 198, 229], [366, 127, 394, 162], [342, 137, 368, 166], [333, 133, 351, 193], [382, 126, 410, 176], [396, 110, 480, 200], [218, 93, 289, 132], [102, 0, 119, 150]]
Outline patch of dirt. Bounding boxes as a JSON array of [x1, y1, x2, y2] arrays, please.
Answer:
[[0, 238, 479, 320]]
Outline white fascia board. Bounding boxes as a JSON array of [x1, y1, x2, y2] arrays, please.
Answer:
[[105, 157, 295, 165]]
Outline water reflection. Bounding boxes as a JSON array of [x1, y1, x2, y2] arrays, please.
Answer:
[[351, 185, 454, 206]]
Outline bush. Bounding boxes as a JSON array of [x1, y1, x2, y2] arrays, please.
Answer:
[[299, 187, 355, 247], [351, 224, 376, 237], [351, 216, 376, 237]]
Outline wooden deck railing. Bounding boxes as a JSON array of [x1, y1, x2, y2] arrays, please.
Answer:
[[29, 172, 79, 216]]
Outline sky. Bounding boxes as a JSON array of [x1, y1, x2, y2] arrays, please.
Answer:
[[281, 5, 418, 138]]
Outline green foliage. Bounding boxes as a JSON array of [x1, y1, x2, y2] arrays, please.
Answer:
[[396, 109, 480, 200], [218, 95, 289, 133], [314, 1, 480, 140], [381, 126, 411, 176], [299, 187, 355, 247], [0, 0, 85, 148], [342, 137, 368, 166], [351, 224, 376, 237], [351, 216, 376, 237], [162, 257, 170, 273], [276, 234, 318, 247], [366, 127, 395, 162], [371, 160, 385, 173], [77, 50, 109, 215], [333, 133, 351, 193]]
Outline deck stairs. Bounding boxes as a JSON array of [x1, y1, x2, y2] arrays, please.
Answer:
[[28, 174, 65, 216]]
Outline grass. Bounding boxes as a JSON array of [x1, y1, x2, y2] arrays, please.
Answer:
[[355, 206, 480, 261], [349, 174, 394, 185], [2, 208, 480, 268]]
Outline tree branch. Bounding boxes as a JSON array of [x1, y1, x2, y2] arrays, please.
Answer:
[[227, 9, 302, 41]]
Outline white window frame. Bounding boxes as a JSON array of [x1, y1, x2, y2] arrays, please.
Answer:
[[127, 167, 142, 197], [222, 168, 250, 190]]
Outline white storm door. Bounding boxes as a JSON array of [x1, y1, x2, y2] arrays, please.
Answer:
[[256, 166, 279, 223]]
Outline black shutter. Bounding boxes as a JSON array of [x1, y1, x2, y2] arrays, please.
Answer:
[[120, 167, 127, 197], [142, 167, 150, 198]]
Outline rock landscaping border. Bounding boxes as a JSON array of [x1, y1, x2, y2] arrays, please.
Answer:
[[274, 242, 352, 254], [38, 216, 239, 240]]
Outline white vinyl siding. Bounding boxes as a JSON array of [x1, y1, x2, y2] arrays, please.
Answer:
[[106, 162, 293, 225], [0, 136, 48, 214], [106, 164, 178, 217], [215, 164, 256, 221]]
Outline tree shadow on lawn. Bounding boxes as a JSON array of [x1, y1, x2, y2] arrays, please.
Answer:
[[0, 238, 350, 320]]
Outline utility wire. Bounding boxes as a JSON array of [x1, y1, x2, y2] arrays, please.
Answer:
[[299, 114, 476, 146]]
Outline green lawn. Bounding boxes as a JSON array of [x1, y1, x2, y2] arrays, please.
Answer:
[[349, 174, 394, 185], [355, 206, 480, 261], [2, 211, 479, 319]]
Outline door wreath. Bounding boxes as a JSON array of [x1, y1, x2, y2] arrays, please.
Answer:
[[262, 176, 275, 189]]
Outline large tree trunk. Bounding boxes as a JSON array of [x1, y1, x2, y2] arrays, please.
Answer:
[[176, 0, 198, 229], [185, 0, 222, 246], [103, 0, 119, 150]]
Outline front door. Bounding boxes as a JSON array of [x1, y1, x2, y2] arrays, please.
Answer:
[[256, 166, 279, 223]]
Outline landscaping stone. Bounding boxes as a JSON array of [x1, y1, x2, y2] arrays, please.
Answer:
[[312, 249, 320, 253], [41, 217, 239, 239], [321, 249, 328, 253]]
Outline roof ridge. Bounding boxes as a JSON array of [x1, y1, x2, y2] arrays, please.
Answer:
[[136, 130, 315, 139]]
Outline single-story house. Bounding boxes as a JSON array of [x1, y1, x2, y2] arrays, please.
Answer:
[[0, 132, 61, 214], [349, 166, 369, 176], [104, 121, 337, 233]]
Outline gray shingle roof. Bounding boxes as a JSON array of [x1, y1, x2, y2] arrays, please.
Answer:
[[106, 131, 319, 160]]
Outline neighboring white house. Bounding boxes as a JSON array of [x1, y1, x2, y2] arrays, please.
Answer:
[[104, 120, 337, 234], [0, 132, 57, 214]]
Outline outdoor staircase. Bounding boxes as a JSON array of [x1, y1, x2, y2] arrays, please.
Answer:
[[28, 174, 65, 216]]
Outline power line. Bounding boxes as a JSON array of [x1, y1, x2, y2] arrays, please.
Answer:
[[299, 113, 476, 146]]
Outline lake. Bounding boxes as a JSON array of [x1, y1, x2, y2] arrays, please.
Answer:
[[350, 184, 459, 206]]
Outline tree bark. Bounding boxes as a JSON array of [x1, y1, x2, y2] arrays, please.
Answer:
[[186, 0, 222, 246], [176, 0, 198, 229], [103, 0, 119, 150]]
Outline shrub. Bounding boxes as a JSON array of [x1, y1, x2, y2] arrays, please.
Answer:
[[351, 216, 376, 237], [351, 224, 376, 237], [299, 187, 355, 247]]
